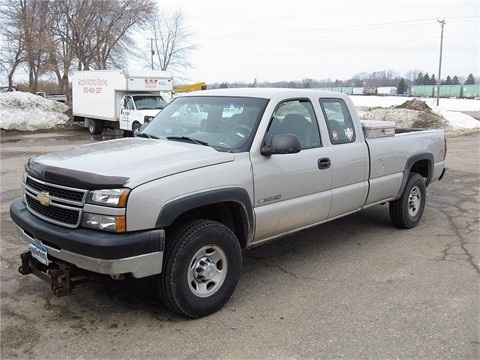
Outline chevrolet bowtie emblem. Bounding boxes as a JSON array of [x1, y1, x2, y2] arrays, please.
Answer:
[[37, 192, 51, 206]]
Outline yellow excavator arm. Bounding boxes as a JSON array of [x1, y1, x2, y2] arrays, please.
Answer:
[[173, 82, 207, 93]]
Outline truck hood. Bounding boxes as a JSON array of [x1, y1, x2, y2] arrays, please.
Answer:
[[26, 138, 235, 189], [140, 109, 162, 117]]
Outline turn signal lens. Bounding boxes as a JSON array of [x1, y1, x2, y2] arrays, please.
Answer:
[[82, 214, 126, 233]]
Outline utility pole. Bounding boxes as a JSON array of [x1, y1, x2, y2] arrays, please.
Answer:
[[149, 38, 156, 70], [436, 19, 446, 106]]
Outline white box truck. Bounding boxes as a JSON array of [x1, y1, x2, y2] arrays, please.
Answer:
[[72, 69, 173, 135]]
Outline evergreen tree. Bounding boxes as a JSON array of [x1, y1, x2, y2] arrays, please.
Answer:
[[430, 74, 437, 85], [415, 72, 424, 85], [465, 73, 475, 85], [452, 76, 460, 85], [423, 73, 431, 85], [397, 78, 406, 94], [444, 76, 452, 85]]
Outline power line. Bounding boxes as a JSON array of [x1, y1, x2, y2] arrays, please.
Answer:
[[197, 16, 479, 38]]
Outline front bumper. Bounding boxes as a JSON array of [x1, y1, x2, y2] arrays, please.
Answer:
[[10, 198, 165, 278]]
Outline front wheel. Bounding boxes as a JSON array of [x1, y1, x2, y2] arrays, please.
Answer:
[[132, 122, 141, 137], [389, 173, 426, 229], [156, 220, 242, 318]]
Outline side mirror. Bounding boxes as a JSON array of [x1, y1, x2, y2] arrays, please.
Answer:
[[261, 134, 301, 156]]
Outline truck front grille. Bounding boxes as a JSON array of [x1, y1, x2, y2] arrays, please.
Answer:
[[24, 175, 88, 228], [26, 196, 81, 226], [26, 176, 85, 202]]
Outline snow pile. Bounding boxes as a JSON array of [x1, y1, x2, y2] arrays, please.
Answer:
[[353, 96, 480, 132], [357, 99, 455, 131], [356, 104, 479, 132], [431, 107, 480, 130], [350, 95, 480, 112], [0, 92, 69, 131], [357, 107, 454, 131]]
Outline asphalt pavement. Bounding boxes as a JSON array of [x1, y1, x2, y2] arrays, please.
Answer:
[[1, 129, 478, 359]]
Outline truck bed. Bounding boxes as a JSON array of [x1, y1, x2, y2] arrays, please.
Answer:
[[364, 129, 446, 206]]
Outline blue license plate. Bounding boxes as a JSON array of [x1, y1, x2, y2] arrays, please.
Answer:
[[29, 242, 49, 265]]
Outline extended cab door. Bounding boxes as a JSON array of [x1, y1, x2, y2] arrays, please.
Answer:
[[251, 99, 333, 242], [318, 97, 369, 217]]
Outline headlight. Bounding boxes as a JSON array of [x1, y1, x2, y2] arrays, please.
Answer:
[[82, 213, 126, 233], [87, 188, 130, 207]]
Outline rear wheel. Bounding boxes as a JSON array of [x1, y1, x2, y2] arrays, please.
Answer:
[[88, 119, 103, 135], [389, 173, 426, 229], [156, 219, 242, 318]]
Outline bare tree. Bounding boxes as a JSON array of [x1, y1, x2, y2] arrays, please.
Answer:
[[1, 0, 155, 95], [148, 8, 196, 75], [45, 0, 78, 97], [404, 69, 422, 88], [1, 0, 52, 92], [68, 0, 154, 71], [45, 0, 154, 98], [0, 1, 23, 90]]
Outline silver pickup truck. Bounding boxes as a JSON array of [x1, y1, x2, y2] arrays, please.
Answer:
[[10, 88, 446, 318]]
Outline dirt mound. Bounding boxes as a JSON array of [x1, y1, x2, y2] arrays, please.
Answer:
[[357, 106, 453, 132], [395, 99, 431, 111], [411, 111, 451, 130]]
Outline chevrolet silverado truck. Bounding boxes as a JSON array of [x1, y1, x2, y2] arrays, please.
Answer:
[[10, 88, 446, 318]]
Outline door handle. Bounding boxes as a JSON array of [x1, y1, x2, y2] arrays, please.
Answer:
[[318, 158, 331, 169]]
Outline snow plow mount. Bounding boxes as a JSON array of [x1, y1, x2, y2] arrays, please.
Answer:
[[19, 251, 94, 296]]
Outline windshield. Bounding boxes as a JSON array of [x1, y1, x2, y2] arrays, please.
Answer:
[[138, 96, 268, 152], [133, 95, 168, 110]]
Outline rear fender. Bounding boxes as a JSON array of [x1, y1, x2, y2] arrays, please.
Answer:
[[396, 153, 433, 199]]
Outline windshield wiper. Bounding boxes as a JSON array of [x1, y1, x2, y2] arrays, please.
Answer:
[[136, 132, 158, 139], [167, 136, 209, 146]]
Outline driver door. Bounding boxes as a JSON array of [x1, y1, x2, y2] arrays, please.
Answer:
[[251, 99, 333, 242], [120, 96, 133, 130]]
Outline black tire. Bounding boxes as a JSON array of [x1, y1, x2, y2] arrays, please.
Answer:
[[389, 173, 426, 229], [132, 122, 141, 137], [88, 119, 103, 135], [156, 219, 242, 318]]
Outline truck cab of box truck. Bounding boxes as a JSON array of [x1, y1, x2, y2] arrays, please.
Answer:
[[119, 94, 168, 135]]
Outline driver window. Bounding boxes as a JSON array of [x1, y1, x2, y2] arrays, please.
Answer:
[[265, 99, 321, 149], [125, 97, 134, 110]]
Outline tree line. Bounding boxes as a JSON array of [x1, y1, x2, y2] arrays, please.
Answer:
[[414, 72, 476, 86], [0, 0, 194, 101], [210, 70, 476, 93]]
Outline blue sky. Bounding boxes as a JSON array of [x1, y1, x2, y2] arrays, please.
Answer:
[[147, 0, 479, 84]]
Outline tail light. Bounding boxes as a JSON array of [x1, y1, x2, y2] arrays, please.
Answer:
[[443, 135, 448, 159]]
